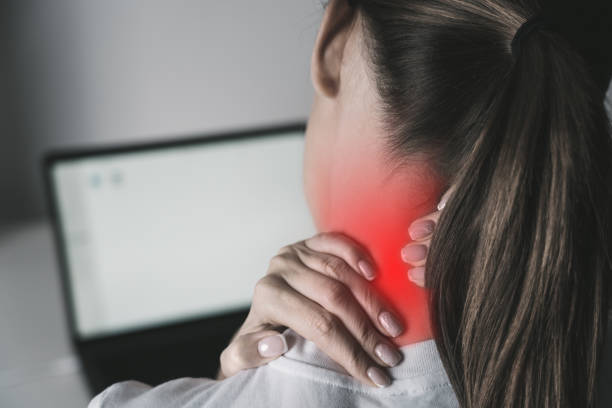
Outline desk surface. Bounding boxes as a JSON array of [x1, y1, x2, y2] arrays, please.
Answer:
[[0, 221, 90, 407]]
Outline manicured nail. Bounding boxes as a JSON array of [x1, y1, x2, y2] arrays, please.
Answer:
[[378, 311, 403, 337], [358, 260, 376, 281], [401, 244, 428, 263], [367, 366, 391, 388], [258, 334, 288, 358], [408, 220, 435, 240], [437, 190, 451, 211], [375, 343, 402, 367], [408, 267, 425, 286]]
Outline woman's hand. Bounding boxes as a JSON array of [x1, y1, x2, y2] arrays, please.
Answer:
[[401, 189, 452, 287], [218, 232, 405, 388], [218, 190, 452, 386]]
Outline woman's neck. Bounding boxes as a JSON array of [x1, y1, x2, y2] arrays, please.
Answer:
[[314, 161, 442, 347]]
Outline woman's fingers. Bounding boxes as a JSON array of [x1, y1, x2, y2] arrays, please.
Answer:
[[402, 213, 438, 287], [220, 232, 396, 385], [304, 232, 377, 281], [301, 233, 404, 337], [402, 187, 454, 287], [218, 330, 288, 380], [407, 214, 439, 241], [402, 212, 438, 261], [289, 243, 404, 338], [253, 274, 392, 387], [271, 253, 402, 369]]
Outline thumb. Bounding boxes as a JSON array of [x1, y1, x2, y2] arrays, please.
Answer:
[[218, 330, 288, 379]]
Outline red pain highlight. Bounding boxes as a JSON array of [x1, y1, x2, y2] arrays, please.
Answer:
[[314, 158, 442, 346]]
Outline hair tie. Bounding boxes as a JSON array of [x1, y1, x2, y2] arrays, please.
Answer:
[[511, 15, 548, 58]]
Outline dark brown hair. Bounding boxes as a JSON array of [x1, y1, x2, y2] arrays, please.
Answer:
[[349, 0, 612, 406]]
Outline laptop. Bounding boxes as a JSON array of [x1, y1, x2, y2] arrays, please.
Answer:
[[43, 123, 315, 395]]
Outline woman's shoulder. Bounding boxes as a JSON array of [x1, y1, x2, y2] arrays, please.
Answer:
[[89, 330, 458, 408]]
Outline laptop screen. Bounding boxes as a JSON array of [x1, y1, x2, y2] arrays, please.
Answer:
[[48, 127, 315, 340]]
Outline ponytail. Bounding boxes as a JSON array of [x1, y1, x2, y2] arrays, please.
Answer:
[[427, 23, 612, 408], [354, 0, 612, 406]]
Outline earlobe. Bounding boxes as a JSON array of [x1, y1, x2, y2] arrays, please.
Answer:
[[311, 0, 356, 99]]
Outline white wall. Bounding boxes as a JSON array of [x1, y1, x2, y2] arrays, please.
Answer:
[[3, 0, 322, 222], [2, 1, 611, 224]]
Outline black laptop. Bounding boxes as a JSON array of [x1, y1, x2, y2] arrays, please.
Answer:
[[43, 123, 314, 395]]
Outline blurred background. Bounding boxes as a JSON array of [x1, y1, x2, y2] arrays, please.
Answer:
[[1, 1, 320, 406], [1, 1, 612, 407], [0, 0, 320, 225]]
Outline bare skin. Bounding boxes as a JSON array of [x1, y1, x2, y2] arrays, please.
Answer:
[[218, 0, 452, 387]]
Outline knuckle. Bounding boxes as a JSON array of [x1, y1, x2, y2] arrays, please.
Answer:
[[268, 255, 281, 270], [327, 232, 355, 248], [360, 284, 380, 314], [321, 256, 346, 280], [268, 253, 290, 271], [309, 232, 325, 244], [254, 275, 279, 298], [254, 275, 270, 292], [277, 245, 293, 255], [315, 231, 331, 240], [310, 311, 339, 339], [329, 232, 352, 248], [292, 244, 311, 261], [324, 280, 350, 307], [275, 282, 296, 306], [227, 347, 248, 370], [316, 231, 340, 245], [220, 345, 243, 373], [253, 279, 268, 300], [272, 253, 286, 265], [322, 231, 340, 240]]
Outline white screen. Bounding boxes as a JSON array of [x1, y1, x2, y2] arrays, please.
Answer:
[[52, 131, 315, 339]]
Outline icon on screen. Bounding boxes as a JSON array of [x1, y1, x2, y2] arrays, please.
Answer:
[[111, 171, 124, 186], [89, 174, 102, 188]]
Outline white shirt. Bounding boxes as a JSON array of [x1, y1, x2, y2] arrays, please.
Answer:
[[89, 329, 459, 407]]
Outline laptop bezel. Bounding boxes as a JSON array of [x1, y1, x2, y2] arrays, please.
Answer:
[[42, 121, 307, 347]]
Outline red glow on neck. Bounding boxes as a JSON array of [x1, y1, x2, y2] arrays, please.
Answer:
[[314, 157, 441, 346]]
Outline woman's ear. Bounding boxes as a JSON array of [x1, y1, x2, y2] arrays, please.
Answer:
[[311, 0, 356, 99]]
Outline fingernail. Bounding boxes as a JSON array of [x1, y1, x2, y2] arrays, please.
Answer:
[[401, 244, 428, 263], [437, 190, 451, 211], [257, 334, 288, 358], [367, 366, 391, 388], [358, 260, 376, 281], [378, 311, 403, 337], [408, 220, 435, 240], [408, 267, 425, 286], [375, 343, 402, 367]]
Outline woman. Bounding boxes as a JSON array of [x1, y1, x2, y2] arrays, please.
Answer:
[[91, 0, 612, 406]]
